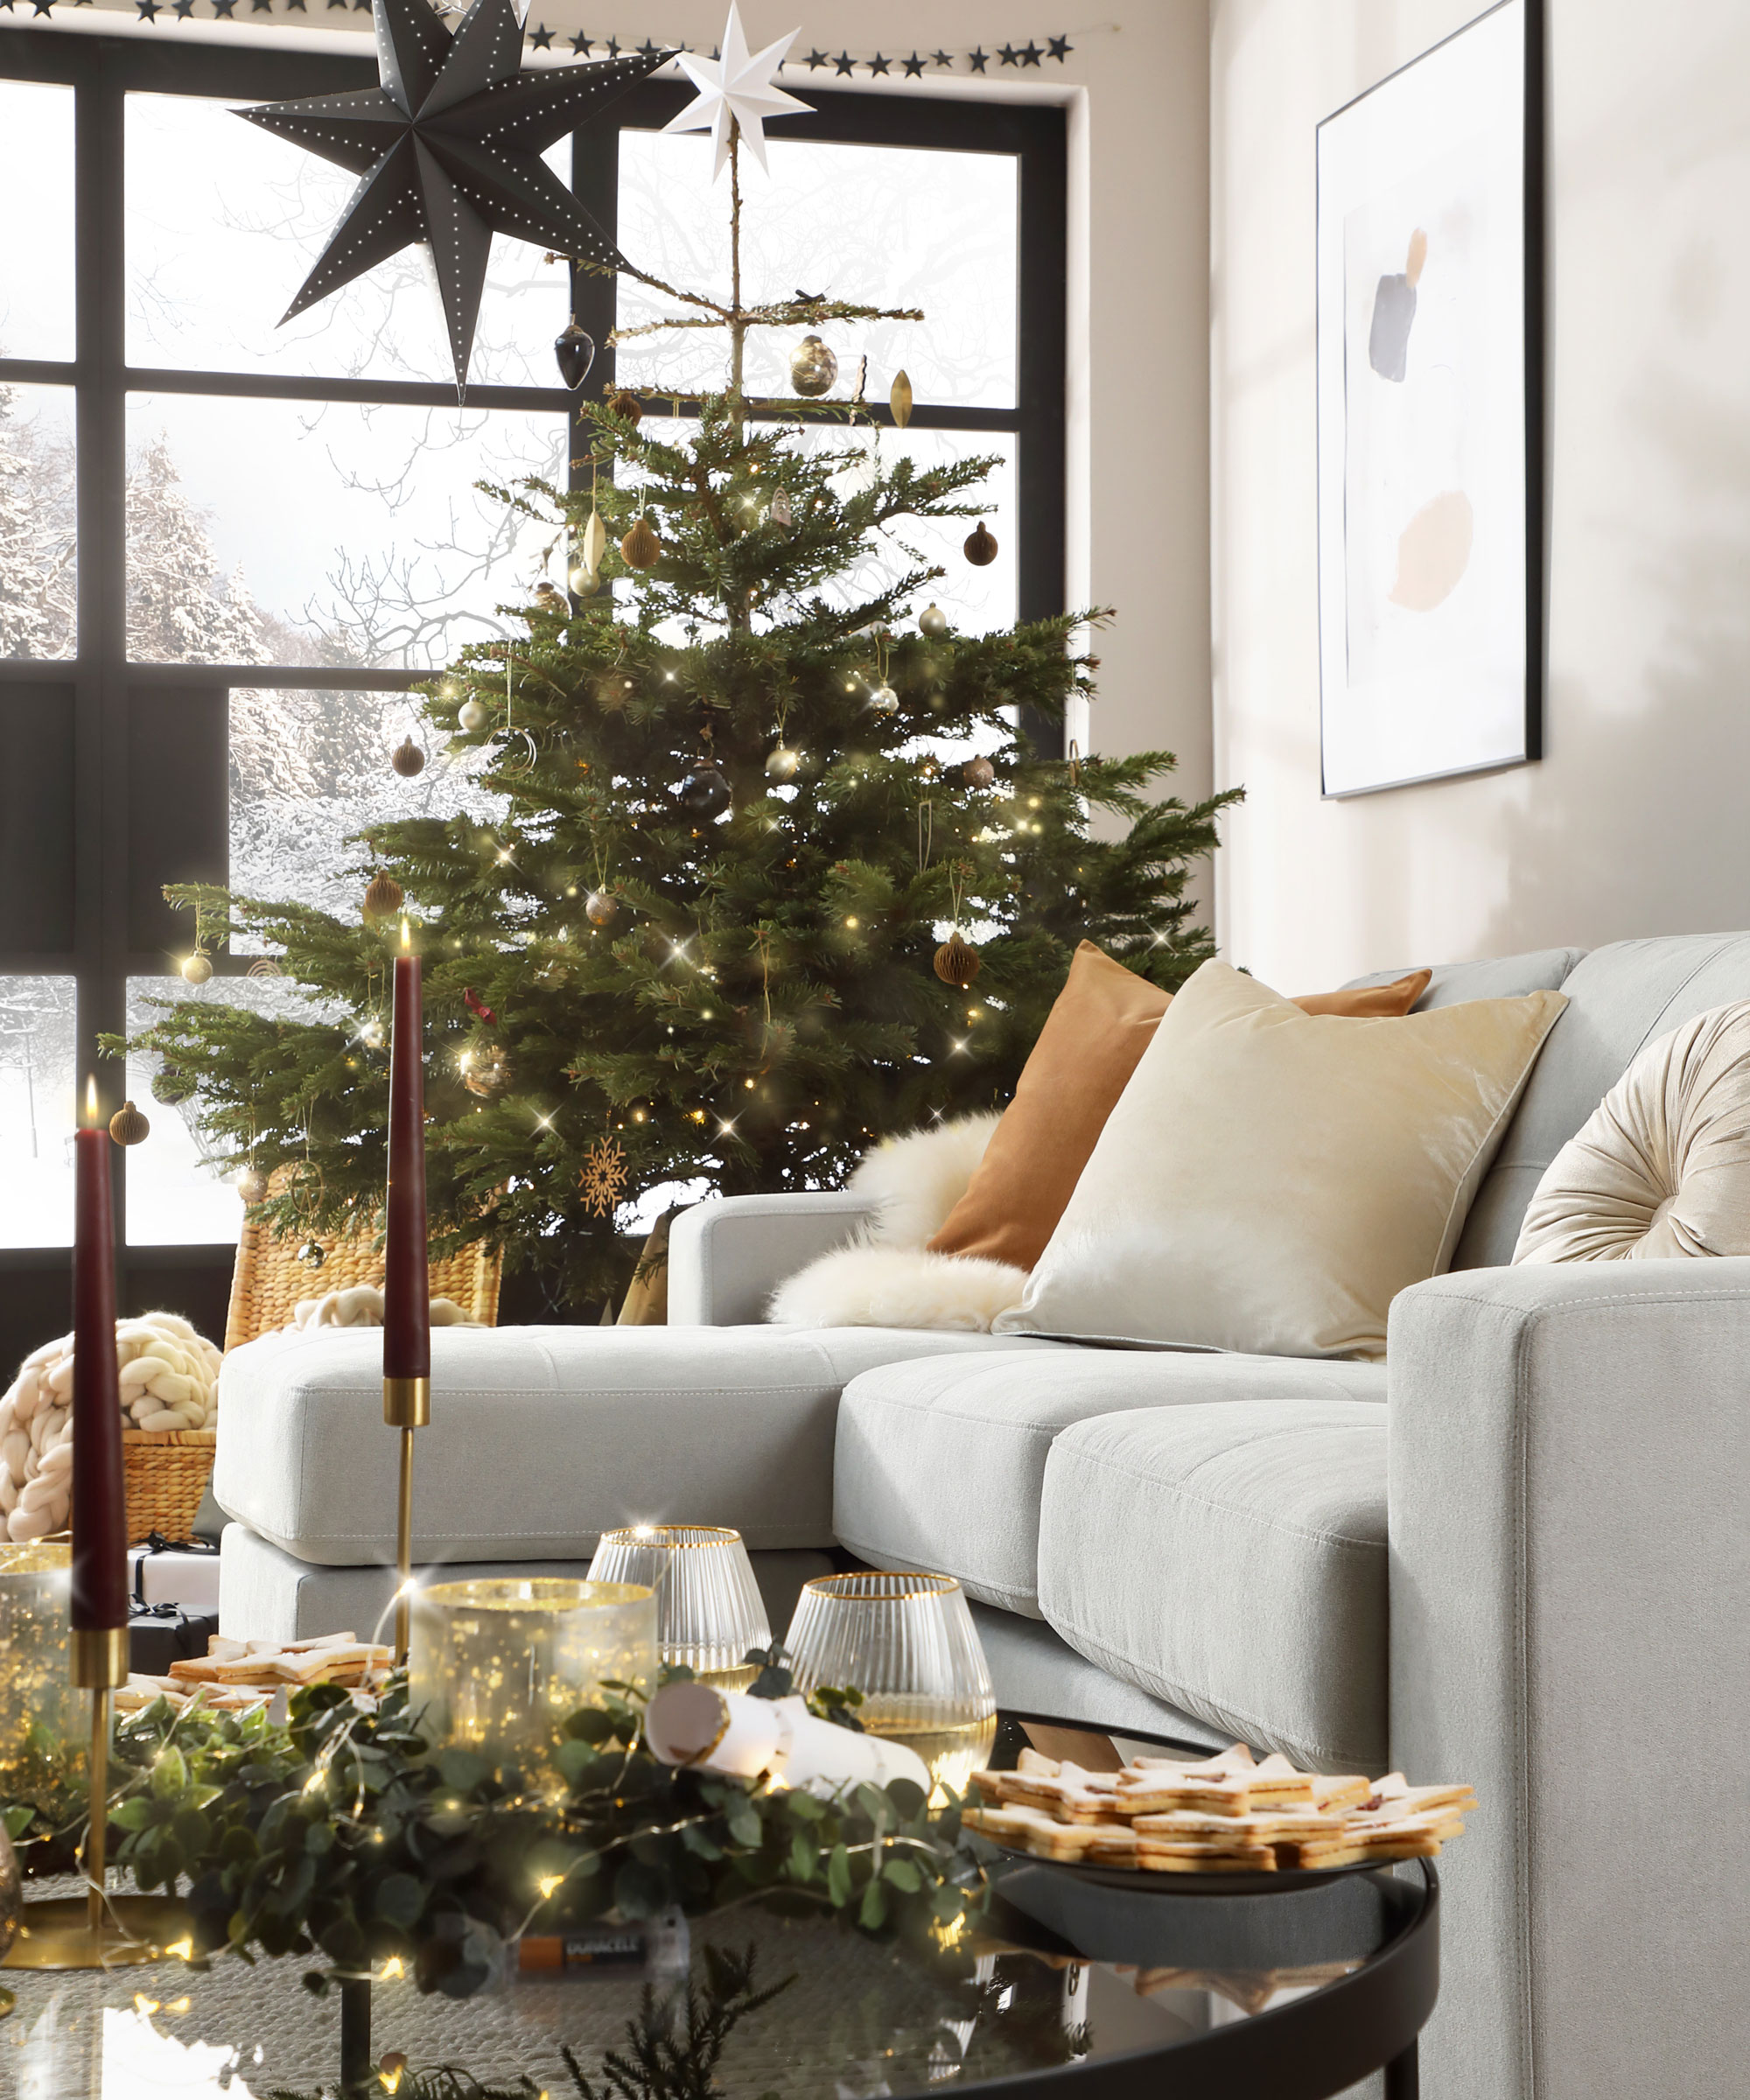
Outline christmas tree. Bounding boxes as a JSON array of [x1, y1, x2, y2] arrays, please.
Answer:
[[121, 104, 1237, 1314]]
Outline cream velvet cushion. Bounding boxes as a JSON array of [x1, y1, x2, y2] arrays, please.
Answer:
[[993, 961, 1568, 1360], [1513, 1003, 1750, 1264]]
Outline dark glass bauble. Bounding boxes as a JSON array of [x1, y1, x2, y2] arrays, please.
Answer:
[[554, 322, 596, 390], [677, 761, 732, 820]]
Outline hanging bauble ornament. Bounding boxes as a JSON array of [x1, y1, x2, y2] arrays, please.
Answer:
[[620, 516, 662, 570], [919, 603, 949, 638], [584, 889, 620, 928], [868, 684, 900, 717], [533, 580, 568, 618], [236, 1167, 270, 1207], [964, 521, 999, 567], [181, 951, 214, 986], [359, 1016, 387, 1050], [150, 1064, 193, 1107], [568, 562, 603, 598], [934, 933, 983, 988], [108, 1100, 150, 1147], [764, 743, 802, 781], [789, 334, 838, 397], [554, 321, 597, 390], [581, 509, 608, 576], [889, 369, 914, 429], [297, 1240, 326, 1270], [963, 755, 997, 789], [767, 487, 794, 529], [362, 871, 404, 923], [390, 735, 427, 779], [457, 698, 490, 734], [608, 389, 645, 426], [461, 1040, 514, 1100], [678, 760, 732, 821]]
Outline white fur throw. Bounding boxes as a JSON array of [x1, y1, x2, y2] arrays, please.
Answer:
[[767, 1114, 1030, 1332]]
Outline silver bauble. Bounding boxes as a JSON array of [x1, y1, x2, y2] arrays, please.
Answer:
[[237, 1168, 270, 1206], [457, 698, 489, 733], [298, 1240, 326, 1270], [765, 744, 802, 781], [180, 951, 214, 986], [869, 684, 900, 716], [919, 604, 949, 637], [584, 890, 619, 927]]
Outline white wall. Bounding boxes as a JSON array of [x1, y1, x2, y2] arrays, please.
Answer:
[[1212, 0, 1750, 986]]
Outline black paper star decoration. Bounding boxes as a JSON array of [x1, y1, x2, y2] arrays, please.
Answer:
[[32, 0, 56, 15], [901, 52, 925, 78], [213, 0, 236, 14], [968, 47, 989, 74], [172, 0, 197, 15], [804, 47, 828, 69], [998, 44, 1018, 66], [833, 51, 854, 75], [1020, 41, 1042, 66], [136, 0, 159, 18], [1047, 35, 1072, 61], [867, 52, 890, 74], [569, 30, 589, 52], [929, 50, 953, 68], [527, 19, 550, 45], [637, 37, 660, 59], [235, 0, 672, 388]]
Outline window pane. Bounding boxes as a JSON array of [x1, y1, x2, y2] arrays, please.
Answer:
[[124, 93, 569, 388], [0, 384, 76, 662], [0, 82, 75, 363], [0, 976, 77, 1249], [230, 687, 503, 934], [615, 132, 1018, 409], [125, 395, 567, 671], [124, 973, 335, 1245]]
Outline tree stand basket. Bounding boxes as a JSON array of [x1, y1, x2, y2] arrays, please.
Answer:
[[122, 1429, 216, 1544]]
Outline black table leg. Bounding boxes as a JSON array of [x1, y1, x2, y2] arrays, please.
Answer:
[[1385, 2040, 1419, 2100], [339, 1977, 373, 2096]]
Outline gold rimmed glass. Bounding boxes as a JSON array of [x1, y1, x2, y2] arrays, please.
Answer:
[[587, 1526, 772, 1692], [407, 1578, 656, 1793], [784, 1571, 997, 1801]]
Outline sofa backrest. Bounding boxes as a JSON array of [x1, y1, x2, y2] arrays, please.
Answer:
[[1350, 934, 1750, 1268]]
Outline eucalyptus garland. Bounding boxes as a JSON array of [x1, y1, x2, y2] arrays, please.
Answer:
[[3, 1662, 987, 1996]]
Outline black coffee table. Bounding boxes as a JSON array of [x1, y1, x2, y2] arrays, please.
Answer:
[[1, 1712, 1438, 2098]]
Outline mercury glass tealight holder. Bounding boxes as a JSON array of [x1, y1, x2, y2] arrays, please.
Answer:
[[0, 1541, 83, 1821], [784, 1572, 998, 1802], [407, 1578, 656, 1794], [587, 1525, 773, 1691]]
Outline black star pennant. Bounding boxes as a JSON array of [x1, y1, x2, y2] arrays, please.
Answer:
[[804, 47, 828, 69], [901, 52, 925, 78], [236, 0, 672, 388], [527, 19, 550, 46], [1047, 35, 1072, 61]]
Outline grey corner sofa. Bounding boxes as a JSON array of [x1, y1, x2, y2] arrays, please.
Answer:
[[213, 930, 1750, 2100]]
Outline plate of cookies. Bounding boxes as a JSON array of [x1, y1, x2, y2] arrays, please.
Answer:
[[962, 1743, 1475, 1892]]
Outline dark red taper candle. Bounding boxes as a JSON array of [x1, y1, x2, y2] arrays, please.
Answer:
[[71, 1085, 128, 1634], [384, 923, 430, 1382]]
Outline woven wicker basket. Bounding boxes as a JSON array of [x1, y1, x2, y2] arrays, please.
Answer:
[[123, 1428, 217, 1544], [222, 1177, 502, 1351]]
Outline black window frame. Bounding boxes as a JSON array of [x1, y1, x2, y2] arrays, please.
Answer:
[[0, 28, 1066, 1341]]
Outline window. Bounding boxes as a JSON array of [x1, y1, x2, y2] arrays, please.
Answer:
[[0, 32, 1065, 1326]]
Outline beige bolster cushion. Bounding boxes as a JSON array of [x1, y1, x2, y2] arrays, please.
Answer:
[[1514, 1002, 1750, 1263]]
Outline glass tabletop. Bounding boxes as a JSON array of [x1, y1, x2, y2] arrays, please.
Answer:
[[1, 1714, 1434, 2099]]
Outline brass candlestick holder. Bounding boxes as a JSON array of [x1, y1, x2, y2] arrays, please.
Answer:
[[4, 1627, 190, 1972], [384, 1375, 430, 1663]]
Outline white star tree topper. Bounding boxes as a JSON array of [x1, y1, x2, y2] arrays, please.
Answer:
[[662, 2, 809, 176]]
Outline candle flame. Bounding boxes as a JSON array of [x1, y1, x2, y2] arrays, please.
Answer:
[[84, 1074, 98, 1126], [400, 916, 411, 951]]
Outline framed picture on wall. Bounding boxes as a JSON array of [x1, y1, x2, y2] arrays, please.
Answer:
[[1316, 0, 1544, 797]]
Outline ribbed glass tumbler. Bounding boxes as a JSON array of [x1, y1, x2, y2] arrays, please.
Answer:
[[784, 1571, 997, 1801], [588, 1525, 772, 1691]]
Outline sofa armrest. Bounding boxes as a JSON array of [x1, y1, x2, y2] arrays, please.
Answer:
[[667, 1193, 876, 1326], [1387, 1259, 1750, 2100]]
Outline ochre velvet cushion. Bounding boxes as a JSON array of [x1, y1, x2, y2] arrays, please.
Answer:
[[928, 943, 1432, 1274], [1513, 1004, 1750, 1263], [991, 960, 1567, 1360]]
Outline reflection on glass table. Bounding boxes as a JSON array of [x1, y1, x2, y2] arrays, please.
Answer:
[[2, 1718, 1436, 2099]]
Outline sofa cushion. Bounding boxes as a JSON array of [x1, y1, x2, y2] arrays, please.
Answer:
[[1452, 933, 1750, 1267], [1515, 1002, 1750, 1262], [833, 1348, 1385, 1617], [1036, 1400, 1389, 1771], [216, 1322, 1054, 1567]]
